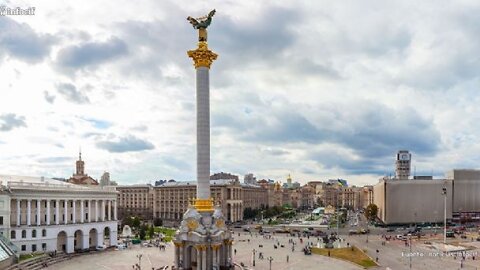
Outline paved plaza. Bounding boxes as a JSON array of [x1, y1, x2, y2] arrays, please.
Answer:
[[47, 229, 480, 270], [48, 232, 361, 270]]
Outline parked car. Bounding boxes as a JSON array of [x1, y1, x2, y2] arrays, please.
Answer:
[[116, 244, 126, 250], [96, 245, 107, 251], [386, 228, 395, 232]]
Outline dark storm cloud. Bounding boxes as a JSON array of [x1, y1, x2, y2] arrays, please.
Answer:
[[213, 96, 440, 166], [0, 113, 27, 131], [113, 6, 301, 85], [308, 149, 392, 176], [96, 135, 155, 153], [56, 83, 90, 104], [56, 37, 128, 69], [0, 17, 55, 63]]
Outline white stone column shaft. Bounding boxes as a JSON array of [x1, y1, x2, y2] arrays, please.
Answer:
[[55, 200, 59, 225], [114, 200, 117, 220], [197, 248, 202, 270], [95, 200, 99, 222], [202, 248, 206, 270], [107, 200, 112, 221], [72, 200, 76, 223], [16, 200, 20, 226], [64, 200, 68, 225], [175, 246, 180, 267], [27, 199, 31, 226], [80, 200, 84, 223], [102, 200, 106, 221], [196, 67, 211, 200], [88, 200, 91, 222], [46, 200, 51, 225], [36, 199, 41, 225]]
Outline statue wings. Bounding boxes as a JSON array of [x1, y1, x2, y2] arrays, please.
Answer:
[[187, 9, 216, 29]]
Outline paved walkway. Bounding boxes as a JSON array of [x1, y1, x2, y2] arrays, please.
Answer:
[[49, 233, 362, 270]]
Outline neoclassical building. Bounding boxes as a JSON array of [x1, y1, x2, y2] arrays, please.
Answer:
[[0, 175, 118, 254]]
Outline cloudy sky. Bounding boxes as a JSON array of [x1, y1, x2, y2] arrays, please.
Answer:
[[1, 0, 479, 186]]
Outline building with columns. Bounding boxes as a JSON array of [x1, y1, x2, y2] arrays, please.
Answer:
[[153, 179, 266, 225], [0, 175, 118, 254]]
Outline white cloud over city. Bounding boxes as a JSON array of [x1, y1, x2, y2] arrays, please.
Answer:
[[1, 0, 480, 186]]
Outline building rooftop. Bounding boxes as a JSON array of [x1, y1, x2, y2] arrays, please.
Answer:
[[155, 179, 261, 188], [0, 174, 116, 192]]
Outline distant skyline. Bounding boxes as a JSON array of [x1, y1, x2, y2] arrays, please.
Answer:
[[1, 1, 480, 186]]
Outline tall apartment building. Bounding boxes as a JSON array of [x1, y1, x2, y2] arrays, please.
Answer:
[[116, 185, 154, 221], [153, 179, 267, 225], [395, 150, 411, 180]]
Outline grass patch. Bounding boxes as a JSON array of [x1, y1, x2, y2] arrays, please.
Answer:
[[154, 227, 176, 237], [19, 253, 45, 262], [311, 246, 378, 268]]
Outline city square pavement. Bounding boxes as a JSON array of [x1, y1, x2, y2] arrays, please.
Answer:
[[48, 229, 480, 270], [48, 232, 361, 270]]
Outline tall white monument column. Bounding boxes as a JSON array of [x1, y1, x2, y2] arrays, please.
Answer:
[[188, 30, 217, 213], [175, 10, 232, 270]]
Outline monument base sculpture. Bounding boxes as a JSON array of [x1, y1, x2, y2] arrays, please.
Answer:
[[173, 205, 233, 270]]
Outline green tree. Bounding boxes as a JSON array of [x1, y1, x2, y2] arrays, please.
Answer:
[[139, 225, 147, 240], [148, 225, 155, 239], [365, 204, 378, 221]]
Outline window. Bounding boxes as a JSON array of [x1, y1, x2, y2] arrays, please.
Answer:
[[42, 243, 46, 251], [0, 216, 3, 225], [42, 229, 46, 237], [32, 229, 36, 238], [32, 244, 36, 252], [21, 230, 26, 239], [10, 231, 15, 239], [21, 245, 26, 251]]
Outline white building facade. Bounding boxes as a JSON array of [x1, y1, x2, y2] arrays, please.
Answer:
[[0, 175, 118, 254]]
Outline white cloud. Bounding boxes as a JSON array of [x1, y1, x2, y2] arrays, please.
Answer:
[[1, 0, 479, 186]]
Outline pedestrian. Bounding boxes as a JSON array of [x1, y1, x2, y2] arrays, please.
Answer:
[[234, 249, 237, 255], [287, 255, 289, 262]]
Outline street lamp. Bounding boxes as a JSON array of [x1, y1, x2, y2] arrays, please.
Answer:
[[136, 254, 143, 270], [268, 256, 273, 270], [442, 187, 447, 245]]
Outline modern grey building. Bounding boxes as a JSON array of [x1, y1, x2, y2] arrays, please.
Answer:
[[374, 169, 480, 225]]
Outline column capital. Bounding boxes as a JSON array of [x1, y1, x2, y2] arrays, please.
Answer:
[[187, 41, 218, 69]]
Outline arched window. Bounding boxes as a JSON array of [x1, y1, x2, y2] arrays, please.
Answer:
[[21, 230, 26, 239], [10, 230, 16, 239], [42, 229, 47, 237], [32, 229, 36, 238]]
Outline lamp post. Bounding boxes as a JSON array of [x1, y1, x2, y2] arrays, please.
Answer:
[[252, 249, 256, 266], [136, 254, 143, 270], [442, 187, 447, 245], [409, 234, 412, 269], [268, 256, 273, 270]]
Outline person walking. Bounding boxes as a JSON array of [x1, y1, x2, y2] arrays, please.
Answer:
[[287, 255, 289, 263]]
